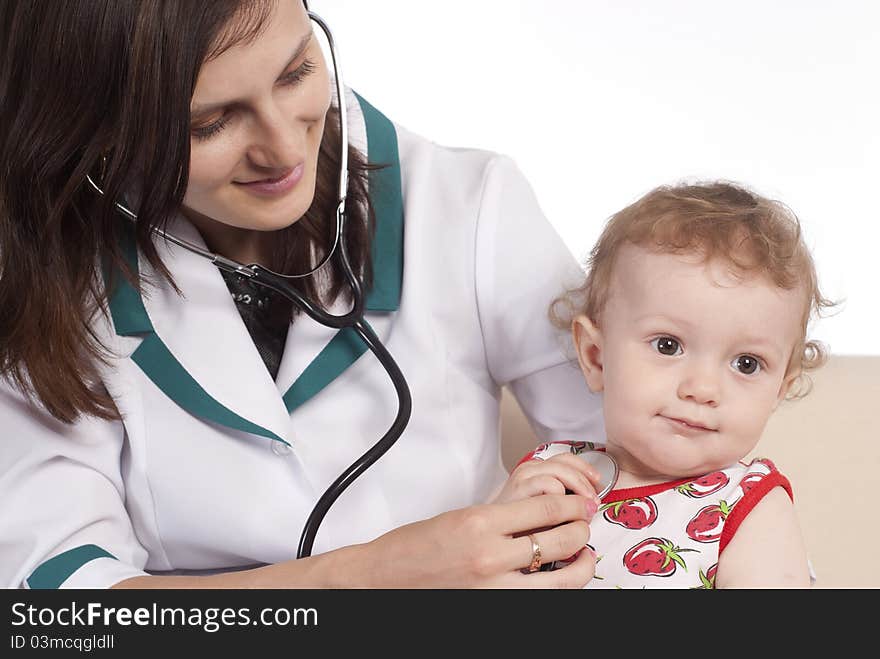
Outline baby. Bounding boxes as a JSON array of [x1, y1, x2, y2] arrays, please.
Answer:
[[519, 181, 833, 588]]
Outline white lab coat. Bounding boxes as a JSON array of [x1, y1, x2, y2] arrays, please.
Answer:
[[0, 92, 605, 588]]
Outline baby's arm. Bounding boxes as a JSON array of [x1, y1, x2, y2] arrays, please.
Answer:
[[715, 486, 811, 588]]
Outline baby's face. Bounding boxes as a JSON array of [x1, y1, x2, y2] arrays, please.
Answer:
[[575, 244, 805, 480]]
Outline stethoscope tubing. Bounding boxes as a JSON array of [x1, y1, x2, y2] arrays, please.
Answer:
[[297, 317, 412, 559], [85, 10, 412, 561]]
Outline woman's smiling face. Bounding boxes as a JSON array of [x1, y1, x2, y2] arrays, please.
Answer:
[[183, 0, 331, 260]]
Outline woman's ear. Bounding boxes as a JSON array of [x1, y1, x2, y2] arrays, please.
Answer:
[[572, 314, 604, 393]]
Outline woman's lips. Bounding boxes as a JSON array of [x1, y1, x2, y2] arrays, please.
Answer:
[[235, 162, 304, 196]]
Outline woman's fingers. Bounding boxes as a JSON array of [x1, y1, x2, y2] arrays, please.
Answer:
[[439, 495, 593, 579], [521, 521, 590, 570], [511, 474, 568, 498], [495, 492, 595, 537], [512, 540, 597, 588], [494, 453, 603, 505], [368, 497, 597, 587], [486, 520, 592, 586], [516, 453, 602, 499]]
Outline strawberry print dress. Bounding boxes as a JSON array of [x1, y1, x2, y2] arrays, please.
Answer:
[[518, 441, 793, 589]]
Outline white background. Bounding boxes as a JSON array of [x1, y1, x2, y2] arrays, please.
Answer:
[[314, 0, 879, 355]]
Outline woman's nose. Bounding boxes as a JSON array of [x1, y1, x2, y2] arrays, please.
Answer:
[[246, 108, 306, 170]]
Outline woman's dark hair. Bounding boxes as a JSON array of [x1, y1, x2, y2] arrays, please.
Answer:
[[0, 0, 375, 423]]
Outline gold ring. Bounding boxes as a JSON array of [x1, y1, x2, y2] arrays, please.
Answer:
[[526, 533, 542, 573]]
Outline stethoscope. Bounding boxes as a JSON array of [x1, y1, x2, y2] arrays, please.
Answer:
[[86, 9, 412, 561], [538, 447, 619, 572]]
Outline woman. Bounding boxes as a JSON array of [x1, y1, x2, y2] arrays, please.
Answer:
[[0, 0, 604, 588]]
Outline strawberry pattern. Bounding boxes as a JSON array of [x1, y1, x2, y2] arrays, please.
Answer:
[[601, 497, 658, 529], [523, 443, 792, 589], [694, 563, 718, 589], [676, 471, 729, 498]]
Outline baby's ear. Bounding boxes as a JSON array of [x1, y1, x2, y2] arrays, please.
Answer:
[[572, 314, 605, 393], [773, 369, 800, 410]]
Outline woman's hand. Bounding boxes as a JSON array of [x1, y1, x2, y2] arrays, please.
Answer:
[[492, 451, 603, 504], [356, 492, 598, 588]]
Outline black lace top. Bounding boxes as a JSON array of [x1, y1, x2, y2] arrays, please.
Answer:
[[219, 270, 293, 381]]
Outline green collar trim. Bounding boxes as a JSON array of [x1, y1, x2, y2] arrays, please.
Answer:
[[282, 93, 404, 412], [357, 91, 404, 312], [282, 325, 368, 412], [132, 333, 288, 444], [106, 92, 404, 434], [106, 225, 152, 335], [105, 221, 287, 444]]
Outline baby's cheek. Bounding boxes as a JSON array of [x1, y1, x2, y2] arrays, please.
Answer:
[[610, 368, 661, 412], [603, 384, 650, 440], [730, 382, 781, 434]]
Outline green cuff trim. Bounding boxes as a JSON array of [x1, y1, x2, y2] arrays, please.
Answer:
[[27, 544, 115, 589]]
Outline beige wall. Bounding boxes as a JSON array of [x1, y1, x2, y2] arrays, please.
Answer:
[[500, 355, 880, 588]]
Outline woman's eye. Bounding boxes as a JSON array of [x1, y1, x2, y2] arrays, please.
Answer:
[[189, 60, 317, 142], [279, 59, 316, 86], [732, 355, 762, 375], [651, 336, 682, 356], [191, 114, 231, 141], [190, 60, 317, 141]]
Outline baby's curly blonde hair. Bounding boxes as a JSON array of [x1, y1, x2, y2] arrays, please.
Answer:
[[551, 181, 837, 399]]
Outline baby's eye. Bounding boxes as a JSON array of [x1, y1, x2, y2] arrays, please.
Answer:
[[651, 336, 682, 356], [732, 354, 762, 375]]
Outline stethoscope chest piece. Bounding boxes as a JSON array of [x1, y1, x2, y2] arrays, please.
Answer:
[[576, 450, 619, 499], [538, 449, 618, 573]]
